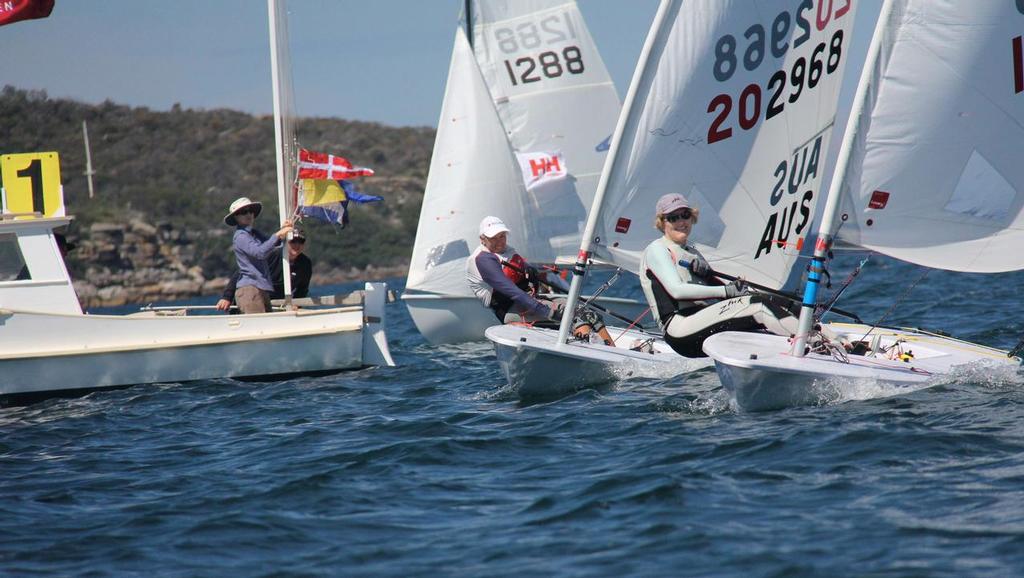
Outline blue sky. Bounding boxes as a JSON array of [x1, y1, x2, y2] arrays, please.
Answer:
[[2, 1, 882, 128]]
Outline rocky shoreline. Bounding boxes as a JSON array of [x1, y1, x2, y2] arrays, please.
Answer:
[[69, 218, 407, 309]]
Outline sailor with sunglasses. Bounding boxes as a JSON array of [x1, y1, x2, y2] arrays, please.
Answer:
[[639, 193, 803, 357], [223, 196, 294, 314]]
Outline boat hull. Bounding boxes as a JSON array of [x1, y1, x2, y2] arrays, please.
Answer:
[[0, 286, 394, 401], [486, 324, 707, 399], [703, 324, 1020, 412], [405, 292, 652, 345]]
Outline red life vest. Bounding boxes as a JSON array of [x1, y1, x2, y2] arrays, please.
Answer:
[[502, 254, 528, 285]]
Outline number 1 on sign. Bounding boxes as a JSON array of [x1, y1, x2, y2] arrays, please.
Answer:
[[0, 152, 64, 218]]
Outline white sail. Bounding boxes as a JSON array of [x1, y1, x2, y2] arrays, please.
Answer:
[[833, 0, 1024, 273], [405, 28, 526, 296], [592, 0, 858, 289], [470, 0, 621, 259], [407, 2, 620, 296]]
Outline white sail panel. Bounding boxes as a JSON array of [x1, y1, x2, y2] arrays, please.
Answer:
[[594, 0, 858, 289], [834, 1, 1024, 273], [472, 0, 620, 261], [406, 29, 526, 295]]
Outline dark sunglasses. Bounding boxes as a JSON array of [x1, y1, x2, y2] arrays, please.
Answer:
[[664, 208, 693, 223], [236, 207, 257, 216]]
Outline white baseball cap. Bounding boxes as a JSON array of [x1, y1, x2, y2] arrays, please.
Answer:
[[479, 216, 510, 238]]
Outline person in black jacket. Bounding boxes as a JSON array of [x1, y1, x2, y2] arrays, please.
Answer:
[[217, 229, 312, 311]]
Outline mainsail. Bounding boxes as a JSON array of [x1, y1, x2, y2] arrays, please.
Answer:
[[406, 1, 620, 297], [832, 0, 1024, 273], [591, 0, 859, 290], [405, 28, 526, 296]]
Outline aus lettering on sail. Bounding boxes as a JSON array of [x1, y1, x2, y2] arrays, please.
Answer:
[[755, 135, 823, 260]]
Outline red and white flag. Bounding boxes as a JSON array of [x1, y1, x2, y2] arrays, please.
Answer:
[[297, 149, 374, 181], [0, 0, 54, 27]]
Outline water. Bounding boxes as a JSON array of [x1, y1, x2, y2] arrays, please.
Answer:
[[3, 256, 1024, 576]]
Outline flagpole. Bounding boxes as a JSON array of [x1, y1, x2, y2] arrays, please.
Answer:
[[555, 0, 677, 347], [268, 0, 293, 302]]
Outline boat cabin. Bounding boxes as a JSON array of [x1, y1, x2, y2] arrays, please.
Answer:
[[0, 213, 82, 315]]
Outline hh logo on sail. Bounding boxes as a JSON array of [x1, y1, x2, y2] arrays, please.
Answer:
[[516, 152, 567, 189]]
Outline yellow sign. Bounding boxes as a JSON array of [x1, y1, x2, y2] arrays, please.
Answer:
[[0, 152, 65, 218]]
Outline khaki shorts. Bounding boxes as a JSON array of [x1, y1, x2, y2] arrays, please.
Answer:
[[236, 285, 271, 314]]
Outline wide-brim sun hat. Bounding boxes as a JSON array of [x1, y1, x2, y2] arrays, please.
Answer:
[[479, 215, 510, 238], [224, 197, 263, 226]]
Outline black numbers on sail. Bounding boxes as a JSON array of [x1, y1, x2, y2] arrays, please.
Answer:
[[712, 0, 848, 83], [505, 46, 584, 86], [707, 30, 843, 144]]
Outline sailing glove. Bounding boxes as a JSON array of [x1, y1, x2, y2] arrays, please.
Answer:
[[688, 256, 711, 277], [723, 279, 748, 299], [547, 302, 565, 321]]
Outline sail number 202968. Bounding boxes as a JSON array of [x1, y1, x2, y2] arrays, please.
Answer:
[[706, 0, 850, 145]]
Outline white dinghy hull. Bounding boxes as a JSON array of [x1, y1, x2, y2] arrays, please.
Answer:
[[703, 324, 1020, 412], [486, 324, 708, 399], [406, 292, 651, 345]]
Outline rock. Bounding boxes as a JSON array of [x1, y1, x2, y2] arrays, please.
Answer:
[[129, 219, 157, 236]]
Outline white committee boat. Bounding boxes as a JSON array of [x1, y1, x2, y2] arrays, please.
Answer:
[[704, 0, 1024, 411], [487, 0, 858, 397], [0, 0, 394, 404], [403, 0, 649, 344]]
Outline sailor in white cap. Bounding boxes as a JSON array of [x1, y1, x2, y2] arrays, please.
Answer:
[[466, 216, 612, 344]]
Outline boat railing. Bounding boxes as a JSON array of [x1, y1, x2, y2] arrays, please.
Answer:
[[134, 288, 398, 316]]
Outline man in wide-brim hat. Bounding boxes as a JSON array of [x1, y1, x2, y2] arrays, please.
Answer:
[[224, 196, 293, 314]]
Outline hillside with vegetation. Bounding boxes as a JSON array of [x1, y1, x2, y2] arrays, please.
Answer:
[[1, 86, 434, 303]]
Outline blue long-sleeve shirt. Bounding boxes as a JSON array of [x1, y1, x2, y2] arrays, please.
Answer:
[[233, 226, 281, 292], [468, 247, 550, 319]]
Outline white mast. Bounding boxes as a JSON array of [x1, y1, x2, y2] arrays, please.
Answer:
[[267, 0, 293, 301], [555, 0, 678, 346], [792, 0, 898, 356], [82, 120, 95, 199]]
